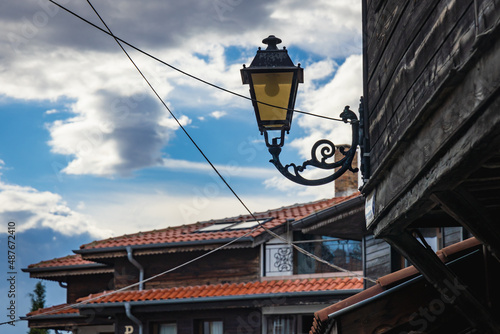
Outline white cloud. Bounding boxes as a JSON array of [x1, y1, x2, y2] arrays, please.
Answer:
[[79, 190, 304, 234], [292, 54, 363, 158], [161, 158, 276, 179], [46, 91, 190, 177], [0, 181, 111, 239], [0, 0, 362, 180], [210, 111, 227, 119], [0, 0, 363, 239]]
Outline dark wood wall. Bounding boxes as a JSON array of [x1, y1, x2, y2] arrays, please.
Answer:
[[365, 0, 481, 172], [113, 247, 260, 289], [66, 273, 114, 304], [363, 0, 500, 231], [364, 234, 391, 286], [145, 308, 262, 334], [113, 308, 262, 334]]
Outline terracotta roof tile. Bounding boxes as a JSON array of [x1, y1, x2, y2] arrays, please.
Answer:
[[311, 237, 482, 334], [77, 277, 362, 305], [27, 304, 79, 317], [79, 194, 359, 251], [27, 254, 96, 269]]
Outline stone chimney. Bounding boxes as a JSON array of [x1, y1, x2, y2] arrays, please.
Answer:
[[334, 146, 358, 197]]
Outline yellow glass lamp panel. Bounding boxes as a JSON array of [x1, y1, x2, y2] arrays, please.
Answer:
[[251, 72, 293, 128]]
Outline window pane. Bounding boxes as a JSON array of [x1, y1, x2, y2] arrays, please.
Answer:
[[265, 244, 293, 276], [160, 323, 176, 334], [201, 320, 223, 334], [267, 315, 296, 334], [210, 321, 223, 334]]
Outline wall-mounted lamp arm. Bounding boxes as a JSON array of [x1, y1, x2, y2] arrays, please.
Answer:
[[265, 106, 360, 186]]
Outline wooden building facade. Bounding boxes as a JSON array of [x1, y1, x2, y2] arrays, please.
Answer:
[[357, 0, 500, 332], [23, 195, 369, 334]]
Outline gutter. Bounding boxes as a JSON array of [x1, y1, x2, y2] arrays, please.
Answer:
[[125, 302, 143, 334], [126, 246, 144, 291], [73, 237, 255, 255], [326, 249, 481, 321]]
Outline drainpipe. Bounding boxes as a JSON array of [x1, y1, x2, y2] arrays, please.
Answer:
[[124, 302, 143, 334], [126, 246, 144, 290]]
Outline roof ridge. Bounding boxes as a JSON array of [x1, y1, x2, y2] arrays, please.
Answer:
[[77, 194, 360, 251]]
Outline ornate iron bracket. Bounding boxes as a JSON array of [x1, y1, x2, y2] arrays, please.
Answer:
[[264, 105, 360, 186]]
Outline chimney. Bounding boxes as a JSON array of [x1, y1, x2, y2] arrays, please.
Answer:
[[334, 146, 358, 197]]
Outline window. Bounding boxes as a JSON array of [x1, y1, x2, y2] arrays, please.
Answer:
[[159, 323, 177, 334], [266, 315, 296, 334], [151, 323, 177, 334], [199, 320, 223, 334], [296, 235, 362, 275], [265, 244, 293, 276], [263, 234, 362, 277]]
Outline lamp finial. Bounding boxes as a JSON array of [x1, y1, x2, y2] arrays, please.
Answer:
[[262, 35, 282, 50]]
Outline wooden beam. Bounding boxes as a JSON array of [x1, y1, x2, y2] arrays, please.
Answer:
[[384, 230, 500, 332], [431, 187, 500, 261]]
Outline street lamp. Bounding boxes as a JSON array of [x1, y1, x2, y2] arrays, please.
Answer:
[[241, 35, 362, 186]]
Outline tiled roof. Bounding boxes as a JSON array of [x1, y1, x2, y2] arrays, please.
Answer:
[[310, 237, 482, 334], [27, 303, 79, 317], [26, 254, 95, 269], [79, 194, 358, 251], [77, 277, 363, 305]]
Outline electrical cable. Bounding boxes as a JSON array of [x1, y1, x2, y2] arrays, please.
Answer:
[[82, 0, 375, 283], [46, 0, 346, 123], [15, 224, 264, 324], [83, 0, 373, 282], [0, 2, 375, 327]]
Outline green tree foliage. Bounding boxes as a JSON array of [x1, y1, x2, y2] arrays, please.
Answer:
[[28, 281, 48, 334]]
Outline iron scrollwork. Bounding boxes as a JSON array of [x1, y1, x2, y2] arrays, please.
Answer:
[[273, 247, 293, 272], [265, 104, 360, 186]]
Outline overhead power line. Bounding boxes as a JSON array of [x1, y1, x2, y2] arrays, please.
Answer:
[[47, 0, 345, 123], [0, 1, 376, 327], [82, 0, 372, 283]]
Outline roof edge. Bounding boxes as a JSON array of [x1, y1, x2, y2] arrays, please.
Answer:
[[292, 195, 365, 231], [22, 263, 110, 273], [76, 289, 363, 309], [75, 237, 255, 255]]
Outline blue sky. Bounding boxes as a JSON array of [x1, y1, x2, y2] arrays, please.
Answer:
[[0, 1, 362, 332]]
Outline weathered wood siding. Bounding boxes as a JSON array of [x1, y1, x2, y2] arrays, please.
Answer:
[[363, 0, 500, 231], [366, 0, 483, 171], [364, 235, 391, 286], [114, 248, 260, 290], [132, 308, 261, 334], [443, 227, 463, 247], [66, 273, 114, 304]]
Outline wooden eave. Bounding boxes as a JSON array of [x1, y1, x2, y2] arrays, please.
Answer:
[[252, 195, 366, 246], [293, 195, 366, 241], [22, 264, 113, 281], [312, 238, 492, 334], [25, 314, 112, 330]]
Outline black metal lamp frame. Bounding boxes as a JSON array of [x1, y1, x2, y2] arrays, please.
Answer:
[[264, 103, 360, 186], [242, 36, 367, 186]]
